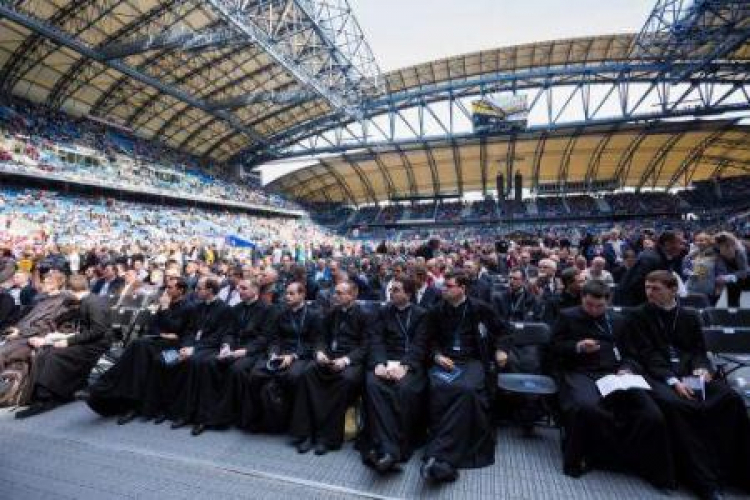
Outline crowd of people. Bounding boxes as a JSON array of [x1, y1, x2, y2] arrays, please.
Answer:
[[0, 96, 298, 211], [0, 211, 749, 499]]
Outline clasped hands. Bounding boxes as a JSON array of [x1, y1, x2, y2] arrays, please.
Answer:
[[316, 351, 348, 371]]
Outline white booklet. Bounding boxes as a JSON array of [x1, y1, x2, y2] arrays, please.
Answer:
[[596, 374, 651, 398]]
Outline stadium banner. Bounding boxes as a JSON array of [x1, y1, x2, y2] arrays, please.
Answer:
[[225, 235, 256, 248]]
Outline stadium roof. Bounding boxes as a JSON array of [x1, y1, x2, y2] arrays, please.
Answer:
[[268, 120, 750, 204]]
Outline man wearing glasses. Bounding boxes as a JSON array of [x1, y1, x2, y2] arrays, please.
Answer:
[[362, 276, 429, 474], [495, 268, 540, 322], [421, 271, 510, 482]]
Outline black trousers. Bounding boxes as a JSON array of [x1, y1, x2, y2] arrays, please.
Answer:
[[31, 340, 108, 402], [205, 355, 260, 428], [363, 368, 427, 461], [559, 372, 675, 488], [289, 362, 363, 447], [88, 336, 178, 417], [650, 378, 750, 495], [249, 358, 310, 433], [424, 360, 495, 469], [169, 349, 219, 422]]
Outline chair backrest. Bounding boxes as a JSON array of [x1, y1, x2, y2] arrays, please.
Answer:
[[507, 322, 551, 346], [679, 293, 711, 310], [702, 327, 750, 355], [703, 307, 750, 329]]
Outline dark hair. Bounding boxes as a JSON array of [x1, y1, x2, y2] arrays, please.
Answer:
[[201, 277, 221, 295], [645, 270, 678, 289], [171, 276, 188, 294], [658, 230, 679, 247], [392, 276, 416, 297], [560, 267, 580, 287], [444, 270, 470, 288], [509, 267, 526, 279], [287, 280, 306, 295], [581, 280, 610, 299]]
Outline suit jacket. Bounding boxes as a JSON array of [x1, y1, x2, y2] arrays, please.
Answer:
[[370, 303, 428, 370], [91, 277, 125, 298], [495, 288, 541, 322], [67, 293, 111, 346], [149, 297, 195, 339]]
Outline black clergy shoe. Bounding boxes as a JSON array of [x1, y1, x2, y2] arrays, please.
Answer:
[[117, 410, 138, 425], [170, 418, 188, 430], [363, 448, 379, 468], [314, 442, 329, 456], [191, 424, 206, 436], [430, 460, 458, 482], [374, 453, 398, 474], [296, 438, 314, 454], [153, 414, 168, 425], [563, 459, 588, 478], [15, 401, 59, 419]]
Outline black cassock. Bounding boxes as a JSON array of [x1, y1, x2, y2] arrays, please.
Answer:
[[248, 304, 322, 432], [551, 306, 674, 487], [626, 303, 750, 496], [494, 288, 541, 323], [167, 298, 234, 421], [194, 299, 274, 427], [362, 303, 428, 462], [30, 293, 111, 402], [87, 298, 195, 417], [423, 297, 508, 469], [289, 303, 372, 448]]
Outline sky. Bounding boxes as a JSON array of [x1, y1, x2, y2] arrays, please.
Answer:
[[258, 0, 656, 184]]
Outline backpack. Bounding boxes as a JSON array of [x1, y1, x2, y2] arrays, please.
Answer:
[[0, 361, 31, 408]]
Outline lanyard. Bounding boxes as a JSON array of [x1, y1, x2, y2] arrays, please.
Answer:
[[394, 307, 412, 352], [451, 302, 468, 352], [656, 307, 681, 363], [510, 290, 525, 316], [593, 313, 620, 362], [332, 309, 349, 351], [291, 306, 307, 353]]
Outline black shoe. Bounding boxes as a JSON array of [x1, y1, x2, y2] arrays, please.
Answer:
[[563, 458, 588, 478], [15, 401, 59, 419], [170, 418, 188, 430], [701, 490, 724, 500], [117, 410, 138, 425], [314, 442, 329, 456], [296, 438, 314, 454], [153, 414, 167, 425], [374, 453, 397, 474], [430, 460, 458, 482], [364, 448, 379, 468], [74, 389, 90, 401], [191, 423, 206, 436]]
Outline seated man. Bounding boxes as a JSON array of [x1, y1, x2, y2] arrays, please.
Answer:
[[191, 278, 274, 435], [495, 267, 541, 322], [290, 280, 371, 455], [0, 272, 74, 373], [421, 271, 510, 482], [167, 276, 234, 431], [363, 276, 428, 473], [87, 277, 194, 421], [626, 270, 750, 500], [17, 275, 111, 418], [248, 282, 322, 433], [552, 280, 674, 488]]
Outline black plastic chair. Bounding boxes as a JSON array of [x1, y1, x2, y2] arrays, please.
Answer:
[[703, 307, 750, 329], [702, 326, 750, 408], [679, 293, 711, 310]]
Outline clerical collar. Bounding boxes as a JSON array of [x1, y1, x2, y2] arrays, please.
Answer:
[[291, 303, 305, 312], [448, 297, 467, 309], [205, 296, 218, 305], [394, 302, 411, 311], [243, 298, 258, 306], [657, 299, 678, 311]]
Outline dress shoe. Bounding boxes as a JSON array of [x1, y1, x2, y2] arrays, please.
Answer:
[[313, 442, 329, 455], [430, 459, 458, 482], [701, 490, 724, 500], [153, 414, 168, 425], [15, 401, 59, 419], [296, 438, 314, 454], [363, 448, 379, 468], [117, 410, 138, 425], [191, 423, 206, 436], [563, 458, 588, 478], [374, 453, 397, 474], [170, 418, 188, 430]]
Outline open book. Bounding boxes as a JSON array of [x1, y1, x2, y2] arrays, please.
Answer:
[[596, 374, 651, 398]]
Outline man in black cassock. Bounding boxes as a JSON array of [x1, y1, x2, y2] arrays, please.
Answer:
[[626, 270, 750, 500], [18, 275, 111, 418], [290, 280, 371, 455], [495, 267, 541, 322], [167, 276, 234, 431], [552, 280, 675, 489], [191, 278, 274, 435], [362, 275, 428, 473], [421, 270, 510, 482], [87, 276, 194, 421], [248, 281, 322, 433]]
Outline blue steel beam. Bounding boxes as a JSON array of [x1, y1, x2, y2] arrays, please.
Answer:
[[0, 1, 269, 147]]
